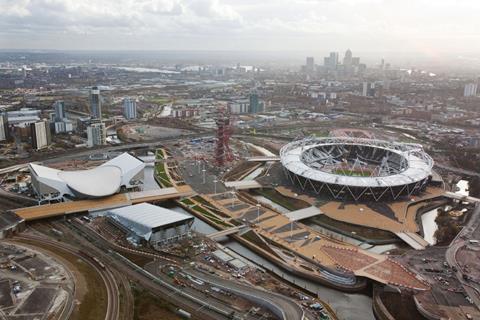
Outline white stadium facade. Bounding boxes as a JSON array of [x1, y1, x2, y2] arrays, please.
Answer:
[[280, 137, 433, 201], [29, 152, 145, 201]]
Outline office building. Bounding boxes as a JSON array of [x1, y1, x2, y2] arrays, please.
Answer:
[[87, 122, 106, 147], [54, 120, 73, 134], [362, 82, 375, 97], [30, 120, 51, 150], [54, 100, 66, 121], [324, 52, 339, 70], [90, 86, 102, 119], [464, 83, 478, 97], [249, 92, 261, 113], [229, 99, 249, 114], [123, 97, 137, 119], [343, 49, 352, 66], [305, 56, 315, 73]]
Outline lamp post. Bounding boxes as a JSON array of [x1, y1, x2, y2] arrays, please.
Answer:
[[213, 178, 218, 194], [256, 203, 261, 223], [290, 218, 294, 241], [231, 191, 235, 209]]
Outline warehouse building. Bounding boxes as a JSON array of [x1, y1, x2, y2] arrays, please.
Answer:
[[107, 203, 194, 249]]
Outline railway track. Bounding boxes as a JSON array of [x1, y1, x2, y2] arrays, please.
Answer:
[[10, 234, 120, 320]]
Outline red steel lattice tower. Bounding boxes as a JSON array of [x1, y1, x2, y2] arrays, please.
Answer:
[[215, 108, 233, 166]]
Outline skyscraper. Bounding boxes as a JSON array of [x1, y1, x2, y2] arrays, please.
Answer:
[[305, 56, 315, 73], [249, 91, 260, 113], [123, 97, 137, 119], [90, 86, 102, 119], [343, 49, 352, 66], [54, 100, 66, 121], [329, 52, 339, 69], [87, 122, 106, 147]]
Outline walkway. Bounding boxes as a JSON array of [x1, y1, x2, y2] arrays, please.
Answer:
[[224, 180, 263, 190], [207, 225, 248, 239], [203, 192, 429, 290], [285, 206, 323, 221], [12, 186, 195, 221]]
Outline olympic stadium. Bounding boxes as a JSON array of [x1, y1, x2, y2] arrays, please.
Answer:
[[280, 137, 434, 201]]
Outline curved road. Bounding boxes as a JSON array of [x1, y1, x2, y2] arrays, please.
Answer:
[[186, 268, 305, 320]]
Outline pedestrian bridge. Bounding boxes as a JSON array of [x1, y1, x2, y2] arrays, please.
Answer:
[[224, 180, 263, 190], [207, 225, 248, 239], [444, 191, 480, 203], [284, 206, 323, 221], [12, 186, 195, 221], [246, 156, 280, 162], [395, 232, 429, 250]]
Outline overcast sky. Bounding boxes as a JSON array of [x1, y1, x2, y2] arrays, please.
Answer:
[[1, 0, 479, 57]]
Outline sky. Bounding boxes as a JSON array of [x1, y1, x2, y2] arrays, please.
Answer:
[[1, 0, 480, 58]]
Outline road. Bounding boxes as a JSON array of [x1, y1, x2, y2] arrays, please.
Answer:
[[445, 203, 480, 308], [435, 163, 480, 178], [185, 268, 305, 320]]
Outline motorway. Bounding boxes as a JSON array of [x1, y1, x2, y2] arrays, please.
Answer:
[[445, 203, 480, 308]]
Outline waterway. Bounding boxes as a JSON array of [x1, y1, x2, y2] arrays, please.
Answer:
[[420, 179, 470, 245], [142, 161, 375, 320]]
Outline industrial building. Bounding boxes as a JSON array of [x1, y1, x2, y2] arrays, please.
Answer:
[[29, 152, 144, 201], [107, 203, 194, 248]]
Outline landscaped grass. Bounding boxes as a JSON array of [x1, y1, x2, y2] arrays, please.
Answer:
[[154, 149, 173, 187]]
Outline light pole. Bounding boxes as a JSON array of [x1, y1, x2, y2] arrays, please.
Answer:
[[231, 190, 235, 209], [202, 169, 206, 184], [213, 178, 218, 194], [290, 218, 294, 241], [256, 203, 261, 223]]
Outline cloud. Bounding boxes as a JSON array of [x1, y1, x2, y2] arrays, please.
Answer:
[[0, 0, 479, 53]]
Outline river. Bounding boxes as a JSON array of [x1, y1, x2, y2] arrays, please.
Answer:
[[421, 179, 470, 245], [141, 156, 375, 320]]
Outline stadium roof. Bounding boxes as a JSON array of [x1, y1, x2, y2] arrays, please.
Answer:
[[107, 203, 193, 240], [281, 137, 433, 188]]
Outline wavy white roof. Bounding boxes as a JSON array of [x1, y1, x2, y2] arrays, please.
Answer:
[[29, 152, 144, 198], [58, 166, 122, 197]]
